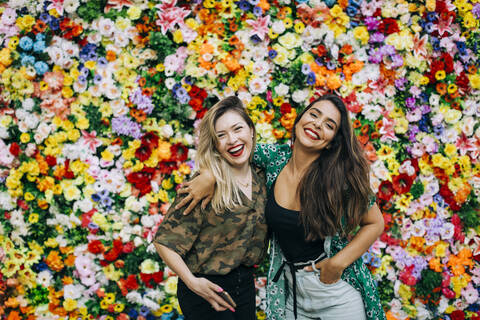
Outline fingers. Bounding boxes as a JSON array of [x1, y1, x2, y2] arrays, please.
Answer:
[[210, 301, 228, 312], [183, 198, 200, 215], [208, 283, 235, 312], [175, 194, 192, 210], [201, 195, 213, 210]]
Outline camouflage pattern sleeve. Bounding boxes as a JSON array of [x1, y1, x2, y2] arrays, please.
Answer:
[[153, 195, 204, 258]]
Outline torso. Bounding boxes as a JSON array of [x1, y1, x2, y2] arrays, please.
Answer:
[[273, 161, 302, 211]]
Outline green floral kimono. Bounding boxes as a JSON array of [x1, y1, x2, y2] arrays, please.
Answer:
[[253, 143, 386, 320]]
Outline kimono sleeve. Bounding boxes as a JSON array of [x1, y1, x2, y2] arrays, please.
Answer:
[[153, 195, 203, 258]]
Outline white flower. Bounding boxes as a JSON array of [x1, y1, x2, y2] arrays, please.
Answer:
[[292, 88, 310, 103], [64, 0, 80, 13], [141, 215, 155, 228], [248, 77, 269, 94], [64, 284, 83, 300], [0, 191, 15, 210], [252, 60, 269, 76], [143, 297, 160, 310], [271, 20, 285, 34], [140, 259, 160, 274], [165, 78, 176, 90], [164, 276, 178, 295], [126, 291, 143, 304], [272, 84, 289, 98], [361, 104, 382, 121], [22, 98, 34, 111], [98, 18, 115, 37], [36, 270, 53, 287]]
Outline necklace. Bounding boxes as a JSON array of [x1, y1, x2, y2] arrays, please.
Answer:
[[236, 172, 252, 188]]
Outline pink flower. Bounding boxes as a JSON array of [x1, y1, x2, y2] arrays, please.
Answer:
[[104, 0, 133, 13], [75, 254, 94, 277], [246, 15, 271, 41], [47, 0, 65, 16], [155, 1, 191, 35], [462, 283, 479, 304]]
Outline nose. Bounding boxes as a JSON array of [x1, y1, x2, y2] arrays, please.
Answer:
[[226, 132, 236, 144]]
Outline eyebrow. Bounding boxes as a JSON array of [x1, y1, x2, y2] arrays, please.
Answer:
[[215, 122, 244, 133], [310, 107, 338, 127]]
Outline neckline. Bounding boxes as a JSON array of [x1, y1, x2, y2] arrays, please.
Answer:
[[271, 179, 299, 213]]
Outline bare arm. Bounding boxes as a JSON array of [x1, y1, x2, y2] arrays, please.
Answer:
[[154, 243, 235, 311], [304, 203, 384, 283], [175, 170, 216, 214]]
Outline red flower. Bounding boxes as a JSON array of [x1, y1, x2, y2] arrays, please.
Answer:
[[127, 167, 155, 195], [450, 310, 465, 320], [377, 180, 394, 201], [103, 240, 123, 261], [399, 266, 416, 285], [152, 271, 164, 284], [122, 241, 134, 254], [88, 240, 105, 254], [441, 53, 454, 73], [141, 132, 159, 149], [196, 107, 208, 119], [378, 18, 399, 34], [140, 273, 154, 288], [125, 274, 139, 290], [170, 143, 188, 162], [456, 72, 470, 93], [189, 97, 204, 111], [392, 174, 414, 194], [64, 159, 75, 179], [135, 143, 152, 162], [280, 103, 292, 115], [45, 155, 57, 166], [9, 143, 20, 157]]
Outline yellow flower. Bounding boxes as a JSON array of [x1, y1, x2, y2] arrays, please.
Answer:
[[62, 86, 74, 99], [16, 15, 35, 31], [162, 178, 174, 190], [173, 29, 183, 43], [100, 299, 109, 309], [101, 149, 114, 162], [394, 118, 409, 134], [103, 264, 123, 281], [156, 63, 165, 72], [92, 212, 109, 231], [469, 74, 480, 89], [140, 259, 160, 274], [435, 241, 448, 257], [104, 293, 116, 304], [63, 298, 77, 312], [396, 193, 413, 212], [19, 132, 30, 143], [8, 37, 19, 50], [463, 12, 478, 29], [28, 213, 39, 224], [127, 6, 142, 20], [24, 192, 35, 201], [283, 17, 293, 29], [435, 70, 446, 80], [447, 83, 457, 94], [161, 304, 173, 313], [398, 283, 413, 301], [114, 303, 125, 312], [178, 163, 191, 176], [45, 237, 59, 248], [353, 26, 369, 45], [419, 76, 429, 85], [158, 190, 169, 203], [444, 144, 457, 157], [268, 29, 279, 39], [164, 276, 178, 295], [294, 21, 305, 34]]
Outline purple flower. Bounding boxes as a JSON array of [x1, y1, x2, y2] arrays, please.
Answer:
[[326, 61, 336, 70], [390, 54, 403, 68], [93, 74, 102, 84], [369, 32, 385, 43], [111, 116, 143, 139], [368, 49, 382, 64], [364, 16, 380, 30], [394, 78, 407, 91], [420, 104, 431, 114], [253, 6, 262, 16], [405, 97, 416, 109], [473, 4, 480, 18], [301, 63, 311, 74], [380, 45, 395, 56]]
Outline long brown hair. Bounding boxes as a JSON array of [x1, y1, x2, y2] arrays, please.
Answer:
[[196, 96, 256, 213], [293, 94, 373, 240]]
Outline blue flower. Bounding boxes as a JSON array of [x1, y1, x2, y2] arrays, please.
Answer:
[[324, 0, 336, 7], [252, 6, 262, 16], [34, 61, 49, 75], [268, 49, 277, 59], [306, 72, 316, 86], [19, 36, 33, 51], [36, 33, 46, 41], [250, 34, 261, 44], [49, 18, 59, 31], [350, 0, 363, 7], [346, 5, 358, 17], [21, 55, 35, 66], [33, 40, 46, 52], [139, 305, 150, 317], [128, 309, 139, 318], [32, 262, 49, 272], [91, 194, 101, 202], [237, 1, 250, 11]]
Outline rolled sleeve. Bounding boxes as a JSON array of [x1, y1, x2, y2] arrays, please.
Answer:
[[153, 195, 203, 258]]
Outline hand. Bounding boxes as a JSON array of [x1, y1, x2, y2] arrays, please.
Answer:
[[303, 257, 344, 284], [187, 277, 235, 312], [175, 171, 215, 215]]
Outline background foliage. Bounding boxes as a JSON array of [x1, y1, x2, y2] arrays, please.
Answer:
[[0, 0, 479, 319]]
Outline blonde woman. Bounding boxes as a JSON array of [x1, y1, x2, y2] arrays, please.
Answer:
[[153, 96, 268, 320]]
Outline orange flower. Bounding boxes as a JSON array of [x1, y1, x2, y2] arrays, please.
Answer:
[[361, 124, 370, 135], [363, 142, 378, 162], [261, 110, 275, 123], [357, 135, 369, 145], [340, 44, 353, 55], [273, 128, 285, 139], [467, 65, 477, 74], [370, 131, 380, 140], [338, 0, 349, 9], [62, 276, 74, 285], [221, 55, 241, 72], [280, 108, 297, 131], [277, 7, 287, 19], [229, 35, 240, 47], [6, 311, 20, 320], [138, 77, 146, 87], [64, 254, 76, 267], [353, 119, 361, 128], [454, 183, 471, 204], [5, 298, 19, 308], [142, 87, 154, 96], [436, 82, 447, 95], [130, 109, 147, 122], [33, 20, 47, 33], [37, 199, 49, 210], [429, 257, 443, 272], [326, 74, 342, 90], [46, 251, 64, 272], [409, 236, 426, 252], [258, 0, 270, 11]]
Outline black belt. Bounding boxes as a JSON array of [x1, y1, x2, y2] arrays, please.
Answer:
[[272, 253, 326, 319]]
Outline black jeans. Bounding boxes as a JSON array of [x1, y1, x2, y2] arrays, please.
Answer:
[[177, 265, 256, 320]]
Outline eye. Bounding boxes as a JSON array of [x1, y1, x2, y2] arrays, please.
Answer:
[[309, 112, 318, 118], [234, 126, 243, 132], [326, 123, 334, 130], [217, 133, 225, 138]]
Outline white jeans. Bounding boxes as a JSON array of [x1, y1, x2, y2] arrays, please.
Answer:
[[284, 268, 366, 320]]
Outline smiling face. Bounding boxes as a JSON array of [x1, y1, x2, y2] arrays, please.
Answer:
[[215, 110, 254, 168], [294, 99, 341, 152]]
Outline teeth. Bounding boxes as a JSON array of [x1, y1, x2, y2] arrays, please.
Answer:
[[305, 129, 320, 139], [228, 145, 243, 153]]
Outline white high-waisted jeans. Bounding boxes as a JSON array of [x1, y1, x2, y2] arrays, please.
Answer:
[[284, 268, 367, 320]]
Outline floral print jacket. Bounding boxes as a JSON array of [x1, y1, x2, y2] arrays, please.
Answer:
[[253, 143, 386, 320]]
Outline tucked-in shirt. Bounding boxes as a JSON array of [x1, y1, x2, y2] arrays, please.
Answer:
[[265, 180, 324, 263], [154, 167, 268, 275]]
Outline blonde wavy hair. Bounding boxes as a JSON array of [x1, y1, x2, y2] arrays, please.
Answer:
[[196, 96, 256, 213]]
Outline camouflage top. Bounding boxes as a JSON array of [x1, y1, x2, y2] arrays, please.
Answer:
[[154, 167, 268, 275]]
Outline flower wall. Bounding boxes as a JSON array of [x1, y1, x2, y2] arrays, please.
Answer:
[[0, 0, 479, 319]]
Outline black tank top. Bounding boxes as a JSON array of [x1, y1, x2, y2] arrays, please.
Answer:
[[265, 180, 324, 263]]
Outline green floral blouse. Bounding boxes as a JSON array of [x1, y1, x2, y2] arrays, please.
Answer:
[[253, 143, 386, 320]]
